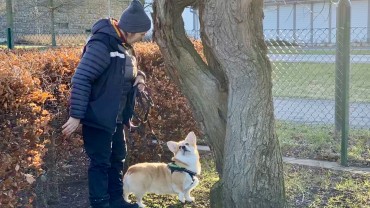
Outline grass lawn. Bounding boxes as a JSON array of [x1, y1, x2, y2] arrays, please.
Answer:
[[277, 121, 370, 167], [130, 153, 370, 208], [272, 62, 370, 102], [269, 47, 370, 55], [284, 164, 370, 208], [126, 121, 370, 207]]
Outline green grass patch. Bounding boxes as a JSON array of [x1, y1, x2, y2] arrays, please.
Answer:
[[285, 164, 370, 208], [277, 121, 370, 166], [272, 62, 370, 102], [127, 153, 370, 207]]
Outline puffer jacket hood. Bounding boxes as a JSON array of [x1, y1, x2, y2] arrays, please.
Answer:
[[91, 19, 121, 42]]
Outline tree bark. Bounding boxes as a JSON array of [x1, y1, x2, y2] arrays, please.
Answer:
[[153, 0, 285, 207], [152, 0, 227, 175]]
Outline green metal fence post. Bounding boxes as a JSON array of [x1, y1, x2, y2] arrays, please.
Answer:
[[6, 0, 14, 49], [7, 28, 13, 49], [335, 0, 351, 167], [49, 0, 56, 47]]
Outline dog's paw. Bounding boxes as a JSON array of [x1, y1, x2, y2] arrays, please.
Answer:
[[138, 202, 146, 208], [178, 198, 186, 204], [185, 196, 195, 202], [178, 193, 185, 203]]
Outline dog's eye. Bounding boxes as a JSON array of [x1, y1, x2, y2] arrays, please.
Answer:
[[185, 143, 189, 146]]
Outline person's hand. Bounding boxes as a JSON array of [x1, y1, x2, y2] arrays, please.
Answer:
[[62, 117, 80, 137], [134, 75, 145, 92]]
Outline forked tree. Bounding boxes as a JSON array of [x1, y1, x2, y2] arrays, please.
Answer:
[[152, 0, 286, 207]]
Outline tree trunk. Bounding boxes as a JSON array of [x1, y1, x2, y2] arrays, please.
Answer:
[[153, 0, 285, 207], [152, 0, 227, 175]]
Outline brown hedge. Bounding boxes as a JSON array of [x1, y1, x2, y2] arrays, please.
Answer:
[[0, 42, 203, 207]]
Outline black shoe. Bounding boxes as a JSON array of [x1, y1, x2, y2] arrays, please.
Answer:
[[109, 198, 139, 208], [91, 206, 109, 208], [121, 200, 139, 208], [90, 198, 110, 208]]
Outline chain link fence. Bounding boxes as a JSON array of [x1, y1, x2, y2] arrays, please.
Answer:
[[266, 27, 370, 126], [1, 1, 369, 165], [266, 26, 370, 165]]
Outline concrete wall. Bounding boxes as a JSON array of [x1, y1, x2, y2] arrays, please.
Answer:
[[1, 0, 130, 35], [0, 0, 7, 40], [0, 0, 199, 42]]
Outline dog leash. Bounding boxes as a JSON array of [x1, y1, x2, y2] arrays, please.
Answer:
[[129, 86, 164, 146], [130, 85, 153, 129]]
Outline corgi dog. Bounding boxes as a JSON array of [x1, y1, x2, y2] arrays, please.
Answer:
[[123, 131, 201, 207]]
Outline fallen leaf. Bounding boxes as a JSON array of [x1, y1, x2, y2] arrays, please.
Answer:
[[24, 174, 35, 184]]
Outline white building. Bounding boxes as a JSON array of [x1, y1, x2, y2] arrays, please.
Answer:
[[144, 0, 200, 39], [263, 0, 370, 45], [172, 0, 370, 44]]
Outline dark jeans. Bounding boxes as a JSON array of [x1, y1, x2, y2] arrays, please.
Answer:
[[82, 124, 126, 208]]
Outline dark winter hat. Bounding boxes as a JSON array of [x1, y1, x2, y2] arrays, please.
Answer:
[[118, 0, 151, 33]]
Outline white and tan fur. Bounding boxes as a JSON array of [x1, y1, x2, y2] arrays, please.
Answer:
[[123, 131, 201, 207]]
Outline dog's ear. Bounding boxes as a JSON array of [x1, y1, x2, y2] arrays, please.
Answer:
[[167, 141, 178, 153], [185, 131, 197, 146]]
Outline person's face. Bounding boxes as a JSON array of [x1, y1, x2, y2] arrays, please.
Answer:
[[126, 32, 146, 44]]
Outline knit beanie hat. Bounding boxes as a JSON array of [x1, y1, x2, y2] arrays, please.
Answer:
[[118, 0, 151, 33]]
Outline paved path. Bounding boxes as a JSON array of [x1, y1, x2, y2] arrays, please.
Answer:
[[268, 54, 370, 63], [274, 98, 370, 128], [283, 157, 370, 174], [198, 146, 370, 174]]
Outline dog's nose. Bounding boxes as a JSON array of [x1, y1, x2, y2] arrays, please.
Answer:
[[180, 146, 186, 150]]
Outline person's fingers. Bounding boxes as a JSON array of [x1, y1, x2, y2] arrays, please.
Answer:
[[134, 75, 145, 86], [133, 80, 138, 86], [62, 127, 70, 136], [62, 122, 68, 129], [62, 118, 74, 129], [133, 78, 140, 86], [138, 84, 145, 92], [62, 122, 78, 136], [68, 124, 77, 133], [63, 125, 72, 135], [62, 123, 70, 134]]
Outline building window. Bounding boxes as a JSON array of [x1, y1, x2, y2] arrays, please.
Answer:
[[56, 23, 69, 29]]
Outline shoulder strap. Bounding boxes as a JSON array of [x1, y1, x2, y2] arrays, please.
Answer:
[[168, 162, 185, 173], [167, 162, 197, 181]]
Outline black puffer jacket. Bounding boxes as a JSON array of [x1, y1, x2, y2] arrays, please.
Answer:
[[69, 19, 135, 134]]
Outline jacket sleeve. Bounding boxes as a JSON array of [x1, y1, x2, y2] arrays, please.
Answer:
[[69, 40, 111, 119]]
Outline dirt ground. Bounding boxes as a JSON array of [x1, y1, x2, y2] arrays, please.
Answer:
[[26, 143, 369, 208], [34, 148, 90, 208]]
